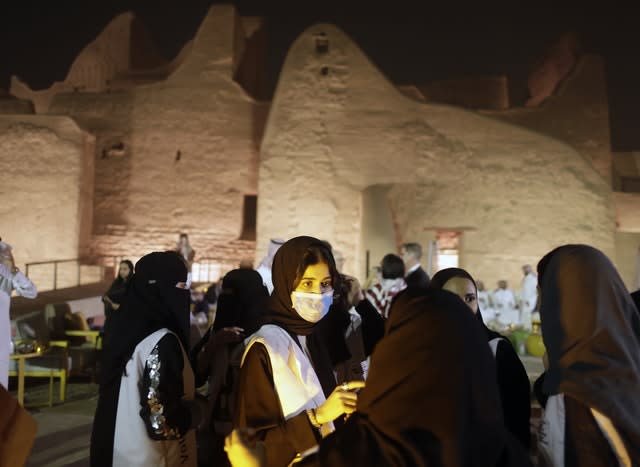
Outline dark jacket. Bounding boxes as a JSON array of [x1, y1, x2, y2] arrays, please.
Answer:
[[405, 265, 430, 289]]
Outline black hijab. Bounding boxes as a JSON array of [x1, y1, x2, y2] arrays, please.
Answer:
[[100, 251, 190, 386], [315, 274, 353, 366], [430, 267, 501, 341], [311, 289, 526, 466], [263, 235, 339, 398], [537, 244, 640, 459], [213, 268, 268, 337]]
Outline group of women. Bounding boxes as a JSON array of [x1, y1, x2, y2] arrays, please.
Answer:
[[89, 238, 640, 467]]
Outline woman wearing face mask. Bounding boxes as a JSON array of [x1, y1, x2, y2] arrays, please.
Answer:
[[430, 268, 531, 451], [234, 236, 364, 467]]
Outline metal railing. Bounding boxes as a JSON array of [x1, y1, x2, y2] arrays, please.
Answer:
[[25, 255, 124, 291]]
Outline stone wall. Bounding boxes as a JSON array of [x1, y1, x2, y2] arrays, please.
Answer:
[[258, 24, 615, 286], [0, 115, 94, 269], [484, 55, 612, 185], [614, 192, 640, 289], [42, 5, 262, 269], [3, 10, 628, 288]]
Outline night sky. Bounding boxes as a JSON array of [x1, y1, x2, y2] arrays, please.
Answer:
[[1, 2, 638, 149]]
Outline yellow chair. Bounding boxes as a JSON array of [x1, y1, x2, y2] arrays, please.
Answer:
[[45, 305, 102, 379], [8, 338, 69, 407], [65, 311, 102, 350]]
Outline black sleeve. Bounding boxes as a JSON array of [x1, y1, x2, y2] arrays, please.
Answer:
[[139, 333, 197, 440], [107, 282, 127, 304], [354, 299, 386, 356], [533, 372, 548, 408], [495, 340, 531, 449], [189, 327, 213, 388], [234, 343, 320, 466]]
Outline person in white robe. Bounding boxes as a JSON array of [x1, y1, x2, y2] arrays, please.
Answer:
[[519, 264, 538, 330], [0, 240, 37, 389], [255, 239, 284, 294], [492, 280, 519, 327]]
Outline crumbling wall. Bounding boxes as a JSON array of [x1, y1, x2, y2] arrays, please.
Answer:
[[258, 24, 614, 286], [44, 5, 262, 267]]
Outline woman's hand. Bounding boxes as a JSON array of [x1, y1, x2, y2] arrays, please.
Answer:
[[315, 381, 365, 424], [225, 428, 265, 467], [112, 303, 120, 311]]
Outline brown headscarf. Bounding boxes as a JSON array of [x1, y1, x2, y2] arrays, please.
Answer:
[[537, 244, 640, 460], [264, 236, 339, 336], [308, 288, 529, 466]]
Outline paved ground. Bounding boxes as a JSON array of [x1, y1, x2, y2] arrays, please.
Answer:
[[17, 356, 545, 467], [8, 380, 98, 467]]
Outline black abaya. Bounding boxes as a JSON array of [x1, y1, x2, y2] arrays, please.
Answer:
[[429, 268, 531, 450]]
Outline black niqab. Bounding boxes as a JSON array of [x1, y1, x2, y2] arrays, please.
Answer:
[[100, 251, 190, 387], [537, 244, 640, 459], [213, 268, 268, 336]]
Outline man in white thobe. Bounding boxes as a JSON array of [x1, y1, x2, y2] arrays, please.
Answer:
[[492, 280, 519, 327], [255, 239, 284, 294], [476, 280, 497, 323], [520, 264, 538, 330], [0, 240, 37, 388]]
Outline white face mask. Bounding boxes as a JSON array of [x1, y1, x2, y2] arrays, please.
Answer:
[[290, 290, 333, 323]]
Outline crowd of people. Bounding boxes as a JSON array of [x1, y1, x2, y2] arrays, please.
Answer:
[[477, 265, 539, 331], [79, 233, 640, 466]]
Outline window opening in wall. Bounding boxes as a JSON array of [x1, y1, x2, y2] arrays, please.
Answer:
[[240, 194, 257, 241], [192, 260, 222, 283], [431, 231, 462, 272]]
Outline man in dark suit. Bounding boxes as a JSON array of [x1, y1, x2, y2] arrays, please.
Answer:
[[401, 242, 430, 289]]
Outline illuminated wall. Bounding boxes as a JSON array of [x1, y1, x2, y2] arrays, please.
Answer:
[[0, 116, 94, 268], [29, 5, 262, 269], [257, 24, 615, 287], [2, 10, 627, 288]]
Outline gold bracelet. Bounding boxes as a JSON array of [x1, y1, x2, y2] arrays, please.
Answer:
[[306, 408, 322, 428]]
